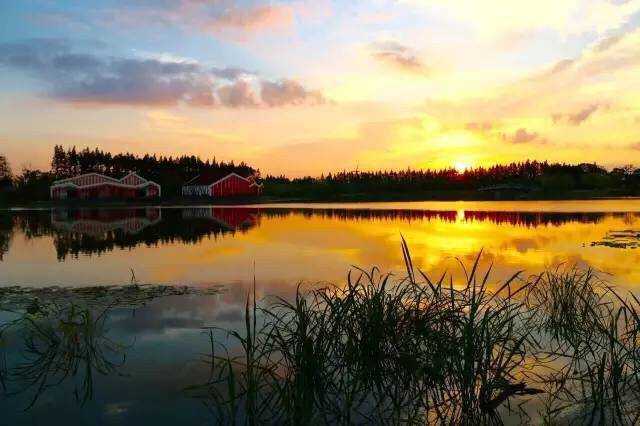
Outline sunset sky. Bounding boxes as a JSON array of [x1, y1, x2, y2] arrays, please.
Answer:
[[1, 0, 640, 176]]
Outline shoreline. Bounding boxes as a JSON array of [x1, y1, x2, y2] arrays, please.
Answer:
[[2, 189, 640, 210]]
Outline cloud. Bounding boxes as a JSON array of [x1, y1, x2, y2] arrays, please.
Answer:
[[541, 28, 640, 86], [465, 121, 493, 132], [422, 25, 640, 132], [0, 39, 324, 108], [261, 79, 325, 107], [97, 1, 329, 40], [628, 141, 640, 150], [207, 4, 295, 32], [253, 116, 477, 176], [553, 104, 601, 125], [211, 66, 253, 80], [0, 38, 71, 70], [548, 58, 575, 75], [370, 41, 429, 74], [213, 305, 245, 322], [501, 128, 543, 144], [217, 80, 259, 107], [567, 104, 601, 125], [415, 0, 640, 41], [593, 33, 626, 52], [465, 121, 545, 145]]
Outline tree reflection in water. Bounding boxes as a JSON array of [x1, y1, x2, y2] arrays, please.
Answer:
[[1, 207, 636, 261], [0, 212, 13, 261]]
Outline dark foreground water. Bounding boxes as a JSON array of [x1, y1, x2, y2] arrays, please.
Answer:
[[1, 201, 640, 424]]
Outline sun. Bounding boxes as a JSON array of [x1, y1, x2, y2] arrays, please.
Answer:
[[454, 161, 471, 172]]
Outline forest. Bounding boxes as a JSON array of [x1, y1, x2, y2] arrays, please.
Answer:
[[264, 161, 640, 200], [1, 146, 640, 203], [0, 146, 256, 202]]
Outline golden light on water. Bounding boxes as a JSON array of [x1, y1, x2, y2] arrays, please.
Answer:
[[4, 203, 640, 292]]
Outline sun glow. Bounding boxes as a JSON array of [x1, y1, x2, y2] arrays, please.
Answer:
[[454, 161, 471, 172]]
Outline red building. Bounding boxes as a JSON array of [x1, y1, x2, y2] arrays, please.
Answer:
[[182, 171, 262, 198], [50, 172, 161, 200]]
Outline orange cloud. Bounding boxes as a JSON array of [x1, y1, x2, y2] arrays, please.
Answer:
[[554, 104, 605, 126], [206, 4, 295, 33], [369, 41, 429, 75], [501, 128, 544, 144]]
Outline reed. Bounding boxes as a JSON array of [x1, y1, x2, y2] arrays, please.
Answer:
[[3, 244, 640, 423], [190, 240, 640, 425]]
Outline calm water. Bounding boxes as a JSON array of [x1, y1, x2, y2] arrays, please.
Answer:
[[1, 200, 640, 424], [3, 201, 640, 292]]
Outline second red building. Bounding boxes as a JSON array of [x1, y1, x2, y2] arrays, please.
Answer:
[[182, 171, 262, 198]]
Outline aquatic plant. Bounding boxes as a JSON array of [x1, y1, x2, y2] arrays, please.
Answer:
[[531, 272, 640, 425], [0, 283, 223, 313], [189, 240, 640, 425]]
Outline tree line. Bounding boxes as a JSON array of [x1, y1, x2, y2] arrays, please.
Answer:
[[264, 161, 640, 198], [0, 146, 257, 201], [1, 148, 640, 202]]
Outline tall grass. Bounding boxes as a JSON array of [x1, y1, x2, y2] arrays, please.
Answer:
[[189, 239, 640, 425], [530, 268, 640, 424]]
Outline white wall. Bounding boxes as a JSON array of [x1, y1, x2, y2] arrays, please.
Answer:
[[182, 185, 211, 196]]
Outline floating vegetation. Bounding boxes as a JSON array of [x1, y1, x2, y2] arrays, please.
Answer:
[[187, 240, 640, 425], [591, 229, 640, 249], [0, 283, 223, 314]]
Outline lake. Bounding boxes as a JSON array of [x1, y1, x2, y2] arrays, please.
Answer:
[[1, 200, 640, 424], [3, 200, 640, 292]]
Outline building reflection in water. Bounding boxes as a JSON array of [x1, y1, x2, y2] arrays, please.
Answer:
[[44, 207, 260, 260], [51, 207, 162, 235], [181, 207, 260, 231], [1, 208, 639, 263]]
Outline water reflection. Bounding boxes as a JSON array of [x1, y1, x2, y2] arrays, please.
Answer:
[[2, 206, 634, 261], [260, 207, 625, 226], [5, 303, 126, 409], [0, 285, 222, 424], [592, 229, 640, 249], [1, 203, 640, 292], [1, 208, 260, 260], [1, 202, 640, 424], [0, 213, 11, 261]]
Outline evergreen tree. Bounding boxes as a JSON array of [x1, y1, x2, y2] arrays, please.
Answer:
[[0, 155, 12, 182]]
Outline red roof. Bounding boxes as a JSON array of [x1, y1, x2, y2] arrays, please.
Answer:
[[185, 171, 253, 186]]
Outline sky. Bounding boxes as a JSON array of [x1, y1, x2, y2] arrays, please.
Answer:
[[1, 0, 639, 176]]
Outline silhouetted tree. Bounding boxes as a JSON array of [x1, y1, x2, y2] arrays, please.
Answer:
[[264, 160, 638, 197], [0, 155, 14, 200], [44, 146, 258, 198], [0, 155, 12, 180]]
